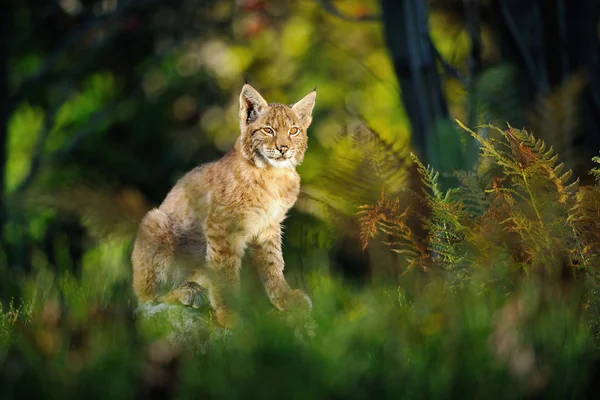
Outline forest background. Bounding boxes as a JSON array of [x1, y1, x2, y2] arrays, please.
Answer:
[[2, 1, 600, 398]]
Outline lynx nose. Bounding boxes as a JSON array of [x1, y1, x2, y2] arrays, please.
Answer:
[[278, 145, 289, 155]]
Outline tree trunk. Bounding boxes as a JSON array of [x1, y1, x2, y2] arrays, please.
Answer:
[[380, 0, 448, 164], [380, 0, 473, 188]]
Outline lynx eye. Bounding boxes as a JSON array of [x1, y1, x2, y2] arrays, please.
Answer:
[[289, 127, 299, 136], [262, 127, 274, 136]]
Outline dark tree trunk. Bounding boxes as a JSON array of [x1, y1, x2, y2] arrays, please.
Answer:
[[380, 0, 476, 189], [379, 0, 449, 166]]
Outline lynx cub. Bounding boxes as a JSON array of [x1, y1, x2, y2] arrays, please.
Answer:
[[131, 84, 315, 327]]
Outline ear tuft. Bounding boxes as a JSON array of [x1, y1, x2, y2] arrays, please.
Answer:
[[291, 89, 317, 128], [239, 84, 268, 127]]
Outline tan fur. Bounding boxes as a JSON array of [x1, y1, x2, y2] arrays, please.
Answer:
[[131, 84, 316, 327]]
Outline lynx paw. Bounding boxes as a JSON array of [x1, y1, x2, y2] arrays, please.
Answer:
[[281, 290, 312, 313], [214, 308, 238, 329], [174, 282, 207, 309]]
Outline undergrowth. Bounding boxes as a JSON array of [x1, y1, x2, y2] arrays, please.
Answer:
[[2, 123, 600, 398]]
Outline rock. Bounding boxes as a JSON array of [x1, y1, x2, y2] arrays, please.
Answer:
[[136, 302, 228, 354]]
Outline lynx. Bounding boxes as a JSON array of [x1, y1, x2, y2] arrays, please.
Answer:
[[131, 84, 315, 327]]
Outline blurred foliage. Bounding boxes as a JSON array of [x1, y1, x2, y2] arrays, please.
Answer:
[[1, 256, 599, 398]]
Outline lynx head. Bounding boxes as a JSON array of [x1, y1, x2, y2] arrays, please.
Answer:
[[238, 84, 316, 169]]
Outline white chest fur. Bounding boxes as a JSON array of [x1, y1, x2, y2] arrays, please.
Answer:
[[245, 193, 293, 236], [239, 168, 299, 236]]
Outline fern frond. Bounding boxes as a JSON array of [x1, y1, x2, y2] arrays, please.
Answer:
[[457, 120, 521, 174], [526, 71, 587, 158], [454, 170, 488, 218], [357, 121, 599, 285], [410, 153, 443, 201], [296, 187, 357, 232], [567, 185, 600, 269], [301, 119, 410, 227], [357, 187, 402, 251], [591, 155, 600, 183], [357, 186, 430, 272], [407, 152, 473, 272]]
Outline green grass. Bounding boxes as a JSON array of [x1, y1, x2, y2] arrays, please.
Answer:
[[1, 268, 598, 399]]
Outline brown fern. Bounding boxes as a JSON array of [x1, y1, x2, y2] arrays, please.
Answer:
[[357, 187, 428, 273]]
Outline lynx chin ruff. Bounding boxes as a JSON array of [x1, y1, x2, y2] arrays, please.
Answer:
[[131, 84, 316, 327]]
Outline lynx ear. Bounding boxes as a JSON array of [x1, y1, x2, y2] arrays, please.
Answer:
[[291, 89, 316, 129], [239, 84, 268, 128]]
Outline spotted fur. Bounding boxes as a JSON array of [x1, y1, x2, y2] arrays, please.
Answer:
[[131, 84, 316, 327]]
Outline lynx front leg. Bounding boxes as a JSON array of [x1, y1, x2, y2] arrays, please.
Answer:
[[204, 224, 245, 328], [250, 224, 312, 313]]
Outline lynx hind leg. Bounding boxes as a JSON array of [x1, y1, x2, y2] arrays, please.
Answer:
[[131, 209, 176, 302], [159, 282, 208, 309]]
